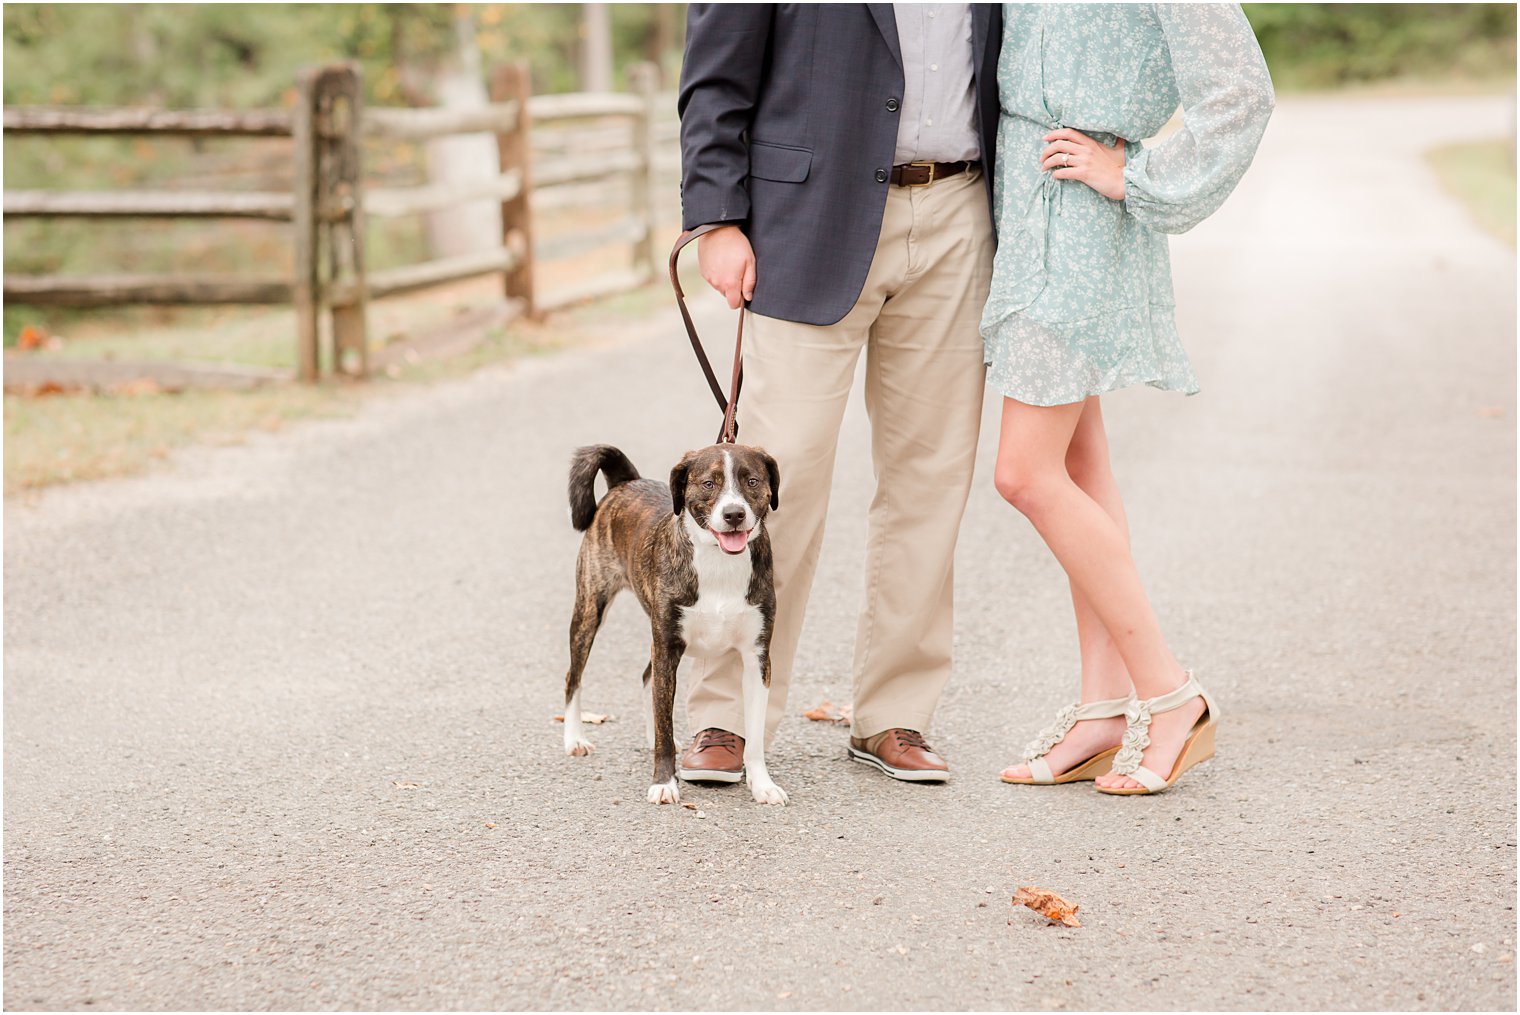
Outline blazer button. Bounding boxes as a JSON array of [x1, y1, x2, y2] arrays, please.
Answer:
[[886, 97, 900, 112], [875, 168, 888, 183]]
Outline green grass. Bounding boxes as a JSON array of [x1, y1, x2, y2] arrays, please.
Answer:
[[28, 305, 305, 370], [3, 381, 361, 494], [1426, 137, 1518, 247], [1243, 2, 1516, 92]]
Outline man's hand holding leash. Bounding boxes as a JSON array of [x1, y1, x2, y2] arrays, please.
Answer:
[[698, 224, 756, 309]]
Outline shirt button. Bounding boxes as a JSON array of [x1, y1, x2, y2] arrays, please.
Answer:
[[885, 97, 899, 112], [930, 64, 939, 72], [926, 118, 935, 126], [875, 169, 888, 183]]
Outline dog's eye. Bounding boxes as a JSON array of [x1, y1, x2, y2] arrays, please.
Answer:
[[747, 477, 759, 487], [702, 480, 716, 490]]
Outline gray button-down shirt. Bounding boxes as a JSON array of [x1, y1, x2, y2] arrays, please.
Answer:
[[892, 3, 981, 164]]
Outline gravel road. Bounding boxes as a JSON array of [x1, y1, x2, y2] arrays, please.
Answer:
[[5, 94, 1515, 1011]]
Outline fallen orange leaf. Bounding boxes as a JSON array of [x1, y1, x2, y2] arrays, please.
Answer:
[[802, 699, 852, 724], [1013, 886, 1081, 928], [16, 325, 46, 350]]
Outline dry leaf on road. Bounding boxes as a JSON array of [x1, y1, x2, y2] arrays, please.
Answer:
[[390, 780, 420, 790], [1013, 886, 1082, 928], [551, 712, 613, 724], [802, 700, 852, 724]]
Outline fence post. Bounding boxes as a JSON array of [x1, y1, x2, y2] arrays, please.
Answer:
[[318, 64, 368, 378], [491, 62, 537, 319], [293, 62, 367, 380], [629, 61, 660, 281], [292, 69, 321, 381]]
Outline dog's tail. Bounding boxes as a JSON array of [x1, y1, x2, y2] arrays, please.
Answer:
[[569, 445, 641, 531]]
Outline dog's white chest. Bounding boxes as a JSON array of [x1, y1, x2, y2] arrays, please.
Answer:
[[677, 544, 762, 658]]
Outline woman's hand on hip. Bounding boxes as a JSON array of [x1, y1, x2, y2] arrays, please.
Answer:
[[1041, 129, 1127, 201]]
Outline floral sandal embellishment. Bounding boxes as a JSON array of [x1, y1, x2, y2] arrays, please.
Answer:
[[1021, 703, 1080, 762], [1111, 699, 1153, 775]]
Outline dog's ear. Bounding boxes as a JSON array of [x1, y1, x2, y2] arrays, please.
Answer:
[[759, 449, 780, 510], [669, 452, 696, 517]]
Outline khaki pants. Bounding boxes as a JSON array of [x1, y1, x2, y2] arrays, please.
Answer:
[[686, 167, 993, 743]]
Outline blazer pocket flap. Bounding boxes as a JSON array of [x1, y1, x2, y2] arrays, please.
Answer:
[[749, 141, 813, 183]]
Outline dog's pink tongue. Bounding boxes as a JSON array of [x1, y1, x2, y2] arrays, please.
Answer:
[[714, 529, 749, 554]]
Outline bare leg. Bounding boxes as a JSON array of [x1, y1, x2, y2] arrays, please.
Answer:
[[1066, 398, 1135, 700], [992, 396, 1203, 789], [1001, 398, 1129, 779]]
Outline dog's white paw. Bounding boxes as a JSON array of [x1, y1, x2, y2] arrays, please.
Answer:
[[750, 780, 788, 806], [564, 737, 595, 757], [647, 779, 680, 805]]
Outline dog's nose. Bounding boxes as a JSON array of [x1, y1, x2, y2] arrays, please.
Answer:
[[722, 507, 747, 529]]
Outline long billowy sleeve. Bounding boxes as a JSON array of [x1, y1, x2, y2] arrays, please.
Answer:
[[1121, 3, 1275, 235], [677, 4, 773, 230]]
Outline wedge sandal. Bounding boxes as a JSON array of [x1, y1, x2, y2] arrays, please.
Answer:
[[1001, 694, 1133, 785], [1096, 671, 1217, 795]]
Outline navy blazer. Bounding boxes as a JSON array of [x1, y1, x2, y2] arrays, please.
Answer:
[[678, 3, 1001, 326]]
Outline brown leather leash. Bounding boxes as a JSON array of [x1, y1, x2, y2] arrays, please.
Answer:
[[669, 224, 744, 444]]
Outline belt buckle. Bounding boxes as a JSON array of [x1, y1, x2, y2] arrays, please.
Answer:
[[907, 160, 936, 187]]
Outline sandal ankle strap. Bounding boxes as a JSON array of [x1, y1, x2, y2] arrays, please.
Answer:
[[1135, 671, 1214, 718]]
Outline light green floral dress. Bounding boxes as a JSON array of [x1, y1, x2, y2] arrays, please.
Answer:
[[981, 3, 1275, 406]]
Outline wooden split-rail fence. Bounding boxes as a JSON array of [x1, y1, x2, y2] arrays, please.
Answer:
[[1, 61, 677, 381]]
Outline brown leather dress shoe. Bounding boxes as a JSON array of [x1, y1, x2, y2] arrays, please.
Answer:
[[677, 728, 745, 783], [848, 728, 950, 782]]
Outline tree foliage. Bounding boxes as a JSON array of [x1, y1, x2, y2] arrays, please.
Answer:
[[1243, 3, 1516, 88], [3, 3, 683, 109]]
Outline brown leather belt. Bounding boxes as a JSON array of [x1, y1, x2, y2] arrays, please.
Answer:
[[890, 160, 975, 187]]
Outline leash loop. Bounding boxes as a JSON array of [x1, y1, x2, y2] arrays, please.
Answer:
[[669, 225, 745, 444]]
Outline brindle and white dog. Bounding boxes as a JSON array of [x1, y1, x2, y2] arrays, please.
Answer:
[[562, 443, 787, 805]]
